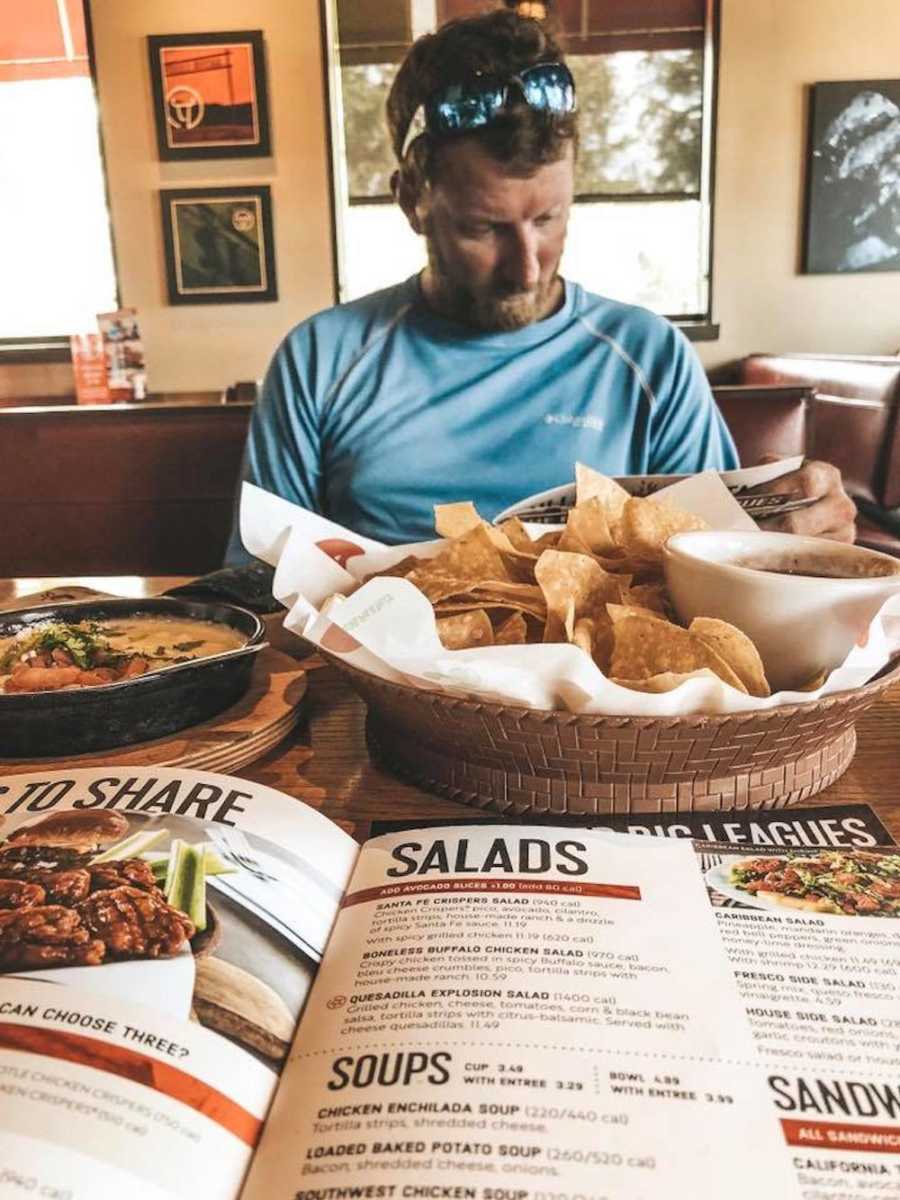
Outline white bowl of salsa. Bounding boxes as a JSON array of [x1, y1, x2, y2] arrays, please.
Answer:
[[663, 530, 900, 692]]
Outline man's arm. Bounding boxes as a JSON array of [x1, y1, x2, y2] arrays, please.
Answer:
[[645, 325, 739, 475], [641, 323, 856, 543], [224, 329, 324, 565]]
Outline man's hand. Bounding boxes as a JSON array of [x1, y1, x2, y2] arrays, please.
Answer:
[[752, 459, 857, 543]]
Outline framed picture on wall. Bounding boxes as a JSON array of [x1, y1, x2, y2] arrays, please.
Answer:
[[148, 30, 271, 160], [803, 79, 900, 273], [160, 185, 278, 304]]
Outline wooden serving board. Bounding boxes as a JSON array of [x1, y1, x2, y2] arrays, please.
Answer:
[[0, 648, 306, 774]]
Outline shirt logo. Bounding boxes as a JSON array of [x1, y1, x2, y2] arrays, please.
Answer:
[[544, 413, 605, 432]]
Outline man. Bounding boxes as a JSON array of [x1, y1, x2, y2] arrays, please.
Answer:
[[226, 9, 854, 561]]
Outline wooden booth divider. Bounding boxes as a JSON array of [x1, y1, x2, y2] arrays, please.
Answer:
[[0, 399, 253, 576]]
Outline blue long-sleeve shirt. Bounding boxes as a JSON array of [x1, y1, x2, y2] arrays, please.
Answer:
[[226, 275, 737, 560]]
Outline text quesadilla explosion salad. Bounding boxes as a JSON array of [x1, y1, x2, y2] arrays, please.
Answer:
[[729, 849, 900, 915], [347, 464, 784, 696]]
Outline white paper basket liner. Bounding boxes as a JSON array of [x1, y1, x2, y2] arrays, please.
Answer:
[[240, 480, 900, 717]]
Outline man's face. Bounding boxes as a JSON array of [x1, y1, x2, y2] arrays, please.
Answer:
[[410, 139, 574, 331]]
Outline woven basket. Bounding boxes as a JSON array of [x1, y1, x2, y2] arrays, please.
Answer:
[[322, 653, 900, 815]]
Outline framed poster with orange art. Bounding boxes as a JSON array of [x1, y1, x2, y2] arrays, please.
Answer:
[[148, 30, 271, 160]]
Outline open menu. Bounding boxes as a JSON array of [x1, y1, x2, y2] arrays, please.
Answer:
[[0, 767, 897, 1199], [493, 457, 816, 523]]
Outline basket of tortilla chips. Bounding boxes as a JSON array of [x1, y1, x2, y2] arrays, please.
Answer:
[[295, 465, 900, 815], [242, 475, 898, 815]]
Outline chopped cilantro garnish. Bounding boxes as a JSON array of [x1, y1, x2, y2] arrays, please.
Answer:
[[0, 621, 116, 671]]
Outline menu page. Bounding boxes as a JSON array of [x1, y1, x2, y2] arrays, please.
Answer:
[[0, 767, 359, 1200], [243, 827, 793, 1198], [702, 841, 900, 1192]]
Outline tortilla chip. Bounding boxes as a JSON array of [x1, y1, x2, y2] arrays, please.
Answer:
[[638, 568, 675, 589], [556, 526, 594, 558], [498, 549, 542, 584], [531, 528, 566, 552], [465, 582, 546, 613], [496, 518, 538, 554], [609, 614, 747, 692], [535, 549, 623, 643], [606, 602, 670, 624], [611, 669, 721, 693], [362, 554, 421, 583], [405, 572, 480, 603], [435, 609, 494, 650], [555, 529, 629, 582], [689, 617, 770, 698], [575, 463, 630, 526], [619, 497, 710, 561], [436, 524, 513, 580], [622, 582, 668, 615], [562, 596, 577, 641], [592, 624, 615, 673], [433, 502, 527, 559], [565, 496, 617, 555], [405, 526, 513, 602], [434, 501, 484, 540], [465, 581, 544, 599], [588, 552, 636, 575], [494, 611, 528, 645], [795, 669, 828, 692], [571, 616, 595, 658], [432, 600, 523, 616]]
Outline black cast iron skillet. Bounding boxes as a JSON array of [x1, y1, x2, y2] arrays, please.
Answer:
[[0, 598, 266, 758]]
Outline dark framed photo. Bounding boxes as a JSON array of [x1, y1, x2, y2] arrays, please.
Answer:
[[148, 30, 271, 160], [160, 186, 277, 304], [803, 79, 900, 274]]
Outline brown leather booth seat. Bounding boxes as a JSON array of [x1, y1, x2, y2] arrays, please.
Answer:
[[738, 354, 900, 510], [711, 384, 812, 467], [712, 353, 900, 555]]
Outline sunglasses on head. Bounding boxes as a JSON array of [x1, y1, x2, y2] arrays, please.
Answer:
[[400, 61, 576, 159]]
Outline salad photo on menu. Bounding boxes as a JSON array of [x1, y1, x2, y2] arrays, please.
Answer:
[[705, 847, 900, 916]]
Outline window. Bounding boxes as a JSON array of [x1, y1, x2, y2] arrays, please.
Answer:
[[324, 0, 716, 327], [0, 0, 118, 349]]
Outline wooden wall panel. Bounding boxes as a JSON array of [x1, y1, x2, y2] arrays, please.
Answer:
[[0, 404, 252, 575]]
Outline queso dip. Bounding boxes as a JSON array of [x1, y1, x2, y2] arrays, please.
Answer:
[[0, 616, 247, 694]]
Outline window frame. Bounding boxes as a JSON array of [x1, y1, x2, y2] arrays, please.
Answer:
[[324, 0, 720, 338], [0, 0, 121, 364]]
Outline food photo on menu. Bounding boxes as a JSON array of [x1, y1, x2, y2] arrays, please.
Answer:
[[0, 767, 360, 1200], [0, 804, 335, 1064], [704, 845, 900, 916]]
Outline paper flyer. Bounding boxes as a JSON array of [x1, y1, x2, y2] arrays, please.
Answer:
[[98, 308, 147, 401]]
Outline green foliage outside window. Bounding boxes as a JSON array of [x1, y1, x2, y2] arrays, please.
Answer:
[[341, 50, 702, 202]]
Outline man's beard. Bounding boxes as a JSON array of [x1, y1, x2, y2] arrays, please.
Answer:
[[423, 234, 559, 332]]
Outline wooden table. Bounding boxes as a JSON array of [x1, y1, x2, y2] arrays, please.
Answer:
[[3, 577, 900, 841]]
